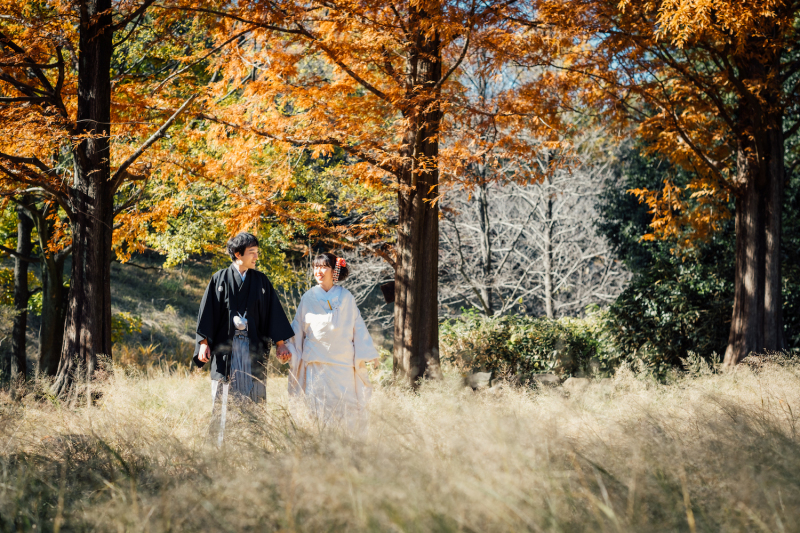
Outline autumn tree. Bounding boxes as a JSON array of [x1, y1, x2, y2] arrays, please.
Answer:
[[0, 201, 34, 380], [0, 197, 71, 378], [524, 0, 800, 364], [0, 0, 208, 392], [171, 0, 561, 385], [24, 199, 71, 375], [2, 0, 380, 390]]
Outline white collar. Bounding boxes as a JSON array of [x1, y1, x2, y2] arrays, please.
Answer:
[[232, 264, 247, 281], [312, 284, 341, 304]]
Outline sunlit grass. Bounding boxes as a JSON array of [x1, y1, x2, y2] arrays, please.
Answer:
[[1, 357, 799, 531]]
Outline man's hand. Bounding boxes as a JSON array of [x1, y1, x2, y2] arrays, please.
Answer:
[[275, 340, 291, 364], [198, 340, 210, 363]]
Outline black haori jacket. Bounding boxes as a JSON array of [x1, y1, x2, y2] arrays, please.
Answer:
[[192, 264, 294, 381]]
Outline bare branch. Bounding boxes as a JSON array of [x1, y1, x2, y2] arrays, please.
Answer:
[[290, 21, 390, 101], [0, 152, 52, 174], [111, 94, 197, 191], [152, 29, 252, 94], [0, 61, 58, 68], [113, 0, 159, 31], [0, 96, 51, 104], [0, 30, 55, 93], [435, 16, 474, 91], [0, 244, 38, 263], [0, 165, 73, 219]]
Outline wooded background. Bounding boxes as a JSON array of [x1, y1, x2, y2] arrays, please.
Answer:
[[1, 0, 799, 392]]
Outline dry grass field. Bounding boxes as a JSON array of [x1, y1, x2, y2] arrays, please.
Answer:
[[1, 356, 799, 532]]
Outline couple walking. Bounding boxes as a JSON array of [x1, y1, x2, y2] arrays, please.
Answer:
[[192, 232, 379, 437]]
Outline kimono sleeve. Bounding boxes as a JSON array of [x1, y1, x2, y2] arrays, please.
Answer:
[[260, 277, 294, 343], [352, 299, 379, 362], [193, 276, 219, 368], [286, 297, 306, 360], [286, 296, 306, 391]]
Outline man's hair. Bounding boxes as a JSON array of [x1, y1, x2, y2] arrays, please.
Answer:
[[227, 232, 259, 261]]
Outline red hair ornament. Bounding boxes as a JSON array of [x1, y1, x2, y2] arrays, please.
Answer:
[[333, 257, 346, 283]]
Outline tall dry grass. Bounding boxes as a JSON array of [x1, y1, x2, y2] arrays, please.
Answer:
[[1, 357, 799, 532]]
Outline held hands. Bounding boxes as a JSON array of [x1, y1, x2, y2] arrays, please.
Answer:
[[275, 341, 291, 364], [199, 339, 292, 365], [197, 340, 210, 363]]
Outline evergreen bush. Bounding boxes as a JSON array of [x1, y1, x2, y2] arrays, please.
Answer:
[[440, 309, 614, 382], [596, 143, 800, 373]]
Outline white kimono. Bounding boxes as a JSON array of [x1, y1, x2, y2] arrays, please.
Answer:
[[286, 285, 378, 433]]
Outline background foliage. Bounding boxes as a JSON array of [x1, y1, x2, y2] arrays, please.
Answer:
[[440, 308, 611, 381], [596, 144, 800, 374]]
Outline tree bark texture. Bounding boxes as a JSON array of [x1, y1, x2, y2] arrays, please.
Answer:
[[763, 117, 785, 351], [476, 178, 494, 315], [20, 202, 69, 376], [723, 97, 785, 364], [39, 254, 67, 376], [54, 0, 115, 395], [543, 176, 554, 320], [393, 3, 443, 386], [8, 206, 33, 381]]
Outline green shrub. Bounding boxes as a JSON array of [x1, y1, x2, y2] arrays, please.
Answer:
[[596, 142, 800, 373], [112, 312, 143, 343], [602, 250, 732, 376], [0, 267, 39, 307], [440, 309, 614, 382], [596, 144, 734, 374]]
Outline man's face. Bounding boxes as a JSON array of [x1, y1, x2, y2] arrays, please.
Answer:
[[235, 245, 259, 270]]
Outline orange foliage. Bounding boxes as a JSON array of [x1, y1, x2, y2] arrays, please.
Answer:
[[0, 0, 344, 262], [0, 1, 194, 253], [522, 0, 798, 246], [144, 1, 568, 251], [0, 0, 586, 262]]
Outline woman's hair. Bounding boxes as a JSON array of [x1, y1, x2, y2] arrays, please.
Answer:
[[313, 252, 349, 282], [227, 232, 259, 261]]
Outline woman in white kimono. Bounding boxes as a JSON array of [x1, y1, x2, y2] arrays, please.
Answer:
[[286, 253, 379, 433]]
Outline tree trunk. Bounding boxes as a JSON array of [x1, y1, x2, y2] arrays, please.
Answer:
[[39, 253, 67, 376], [476, 178, 494, 315], [20, 202, 69, 376], [53, 0, 115, 395], [393, 3, 443, 386], [543, 177, 554, 319], [9, 205, 33, 381], [724, 162, 766, 364], [763, 116, 785, 351], [723, 111, 784, 365]]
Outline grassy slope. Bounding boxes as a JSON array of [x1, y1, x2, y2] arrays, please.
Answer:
[[110, 254, 216, 368], [2, 253, 216, 371], [1, 359, 800, 531], [110, 254, 390, 369]]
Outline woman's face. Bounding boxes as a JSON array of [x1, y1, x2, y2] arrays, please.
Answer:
[[313, 263, 333, 286]]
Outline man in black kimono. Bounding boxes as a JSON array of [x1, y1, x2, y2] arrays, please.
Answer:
[[193, 232, 294, 410]]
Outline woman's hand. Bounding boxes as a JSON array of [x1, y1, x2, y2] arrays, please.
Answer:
[[275, 340, 292, 364], [368, 358, 380, 368]]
